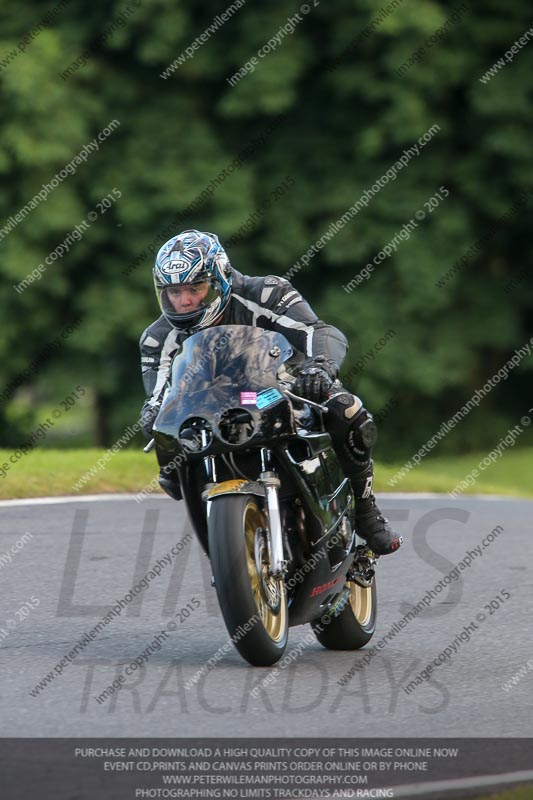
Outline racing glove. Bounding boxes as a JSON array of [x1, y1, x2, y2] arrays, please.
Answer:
[[293, 356, 338, 403]]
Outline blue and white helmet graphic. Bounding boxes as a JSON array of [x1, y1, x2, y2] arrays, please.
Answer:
[[153, 230, 232, 332]]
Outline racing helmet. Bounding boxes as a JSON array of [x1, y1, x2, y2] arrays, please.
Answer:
[[153, 230, 232, 332]]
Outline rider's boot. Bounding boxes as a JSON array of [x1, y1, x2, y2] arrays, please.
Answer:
[[349, 461, 402, 555]]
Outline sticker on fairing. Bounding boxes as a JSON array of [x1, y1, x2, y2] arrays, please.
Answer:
[[240, 392, 257, 405], [256, 388, 283, 409]]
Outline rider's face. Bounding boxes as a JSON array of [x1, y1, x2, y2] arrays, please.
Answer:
[[166, 282, 209, 313]]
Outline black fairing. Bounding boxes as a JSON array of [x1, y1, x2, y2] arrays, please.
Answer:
[[152, 325, 355, 627]]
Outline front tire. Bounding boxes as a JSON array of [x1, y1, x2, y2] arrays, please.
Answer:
[[208, 494, 288, 666], [311, 578, 377, 650]]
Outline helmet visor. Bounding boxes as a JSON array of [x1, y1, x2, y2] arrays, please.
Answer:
[[156, 278, 225, 330]]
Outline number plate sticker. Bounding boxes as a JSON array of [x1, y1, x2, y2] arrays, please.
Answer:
[[256, 388, 283, 409], [240, 391, 257, 405]]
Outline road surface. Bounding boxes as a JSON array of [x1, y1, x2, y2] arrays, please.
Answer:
[[1, 493, 531, 740]]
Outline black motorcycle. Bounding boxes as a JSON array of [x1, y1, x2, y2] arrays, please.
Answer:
[[150, 325, 378, 667]]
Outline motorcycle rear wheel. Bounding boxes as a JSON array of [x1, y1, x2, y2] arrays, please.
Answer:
[[311, 578, 377, 650], [208, 494, 288, 666]]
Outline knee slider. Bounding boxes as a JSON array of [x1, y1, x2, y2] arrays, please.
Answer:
[[346, 408, 377, 462], [325, 393, 378, 467], [357, 412, 378, 448], [333, 395, 378, 446]]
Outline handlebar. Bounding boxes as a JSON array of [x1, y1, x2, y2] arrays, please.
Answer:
[[282, 388, 329, 413]]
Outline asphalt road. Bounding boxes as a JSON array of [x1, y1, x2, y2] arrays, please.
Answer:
[[1, 493, 532, 739]]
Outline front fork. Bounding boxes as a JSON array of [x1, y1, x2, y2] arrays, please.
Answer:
[[202, 446, 287, 579], [259, 448, 286, 579]]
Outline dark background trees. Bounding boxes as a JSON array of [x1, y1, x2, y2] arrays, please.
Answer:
[[1, 0, 532, 457]]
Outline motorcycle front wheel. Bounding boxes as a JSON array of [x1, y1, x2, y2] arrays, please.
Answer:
[[311, 578, 377, 650], [208, 494, 288, 666]]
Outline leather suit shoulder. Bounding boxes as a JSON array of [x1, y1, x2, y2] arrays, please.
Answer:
[[231, 270, 293, 307], [139, 315, 173, 349]]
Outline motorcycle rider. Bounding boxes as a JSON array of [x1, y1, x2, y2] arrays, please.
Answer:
[[140, 229, 401, 556]]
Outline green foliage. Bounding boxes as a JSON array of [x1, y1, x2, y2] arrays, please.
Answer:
[[0, 0, 532, 456]]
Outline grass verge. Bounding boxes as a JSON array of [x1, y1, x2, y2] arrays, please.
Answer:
[[470, 787, 533, 800], [1, 447, 532, 500], [379, 446, 533, 498]]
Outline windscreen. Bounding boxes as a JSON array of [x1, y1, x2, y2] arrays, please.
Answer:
[[155, 325, 293, 435]]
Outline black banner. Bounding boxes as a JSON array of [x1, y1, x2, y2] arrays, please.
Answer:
[[1, 738, 533, 800]]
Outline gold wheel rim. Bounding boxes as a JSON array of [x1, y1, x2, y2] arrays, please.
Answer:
[[244, 502, 287, 643], [347, 581, 373, 627]]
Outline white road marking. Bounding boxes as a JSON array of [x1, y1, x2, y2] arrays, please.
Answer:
[[0, 494, 169, 507], [0, 492, 527, 508], [389, 768, 533, 797]]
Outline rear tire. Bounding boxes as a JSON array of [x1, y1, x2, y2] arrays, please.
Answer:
[[311, 578, 377, 650], [208, 494, 288, 666]]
